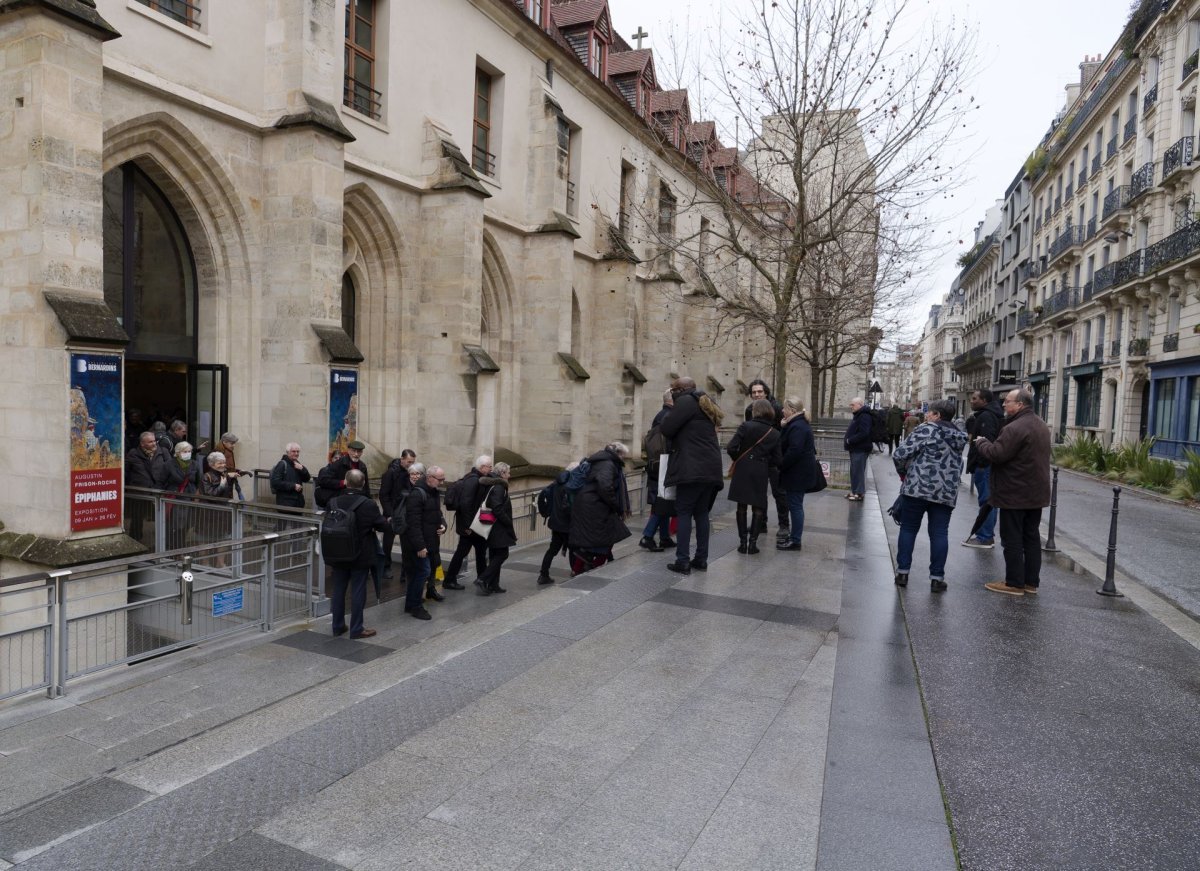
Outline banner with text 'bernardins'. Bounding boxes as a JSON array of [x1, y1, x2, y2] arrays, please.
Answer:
[[328, 369, 359, 463], [70, 353, 123, 532]]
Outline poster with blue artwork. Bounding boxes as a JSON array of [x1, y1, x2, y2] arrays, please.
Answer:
[[69, 352, 123, 531], [328, 369, 359, 462]]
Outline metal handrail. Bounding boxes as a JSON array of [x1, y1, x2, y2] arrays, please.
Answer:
[[472, 145, 496, 176], [343, 75, 382, 120], [1162, 136, 1194, 179], [1144, 83, 1159, 114], [1131, 161, 1155, 198]]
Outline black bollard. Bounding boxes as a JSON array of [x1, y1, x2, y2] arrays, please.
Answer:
[[1043, 466, 1060, 553], [1097, 486, 1124, 598]]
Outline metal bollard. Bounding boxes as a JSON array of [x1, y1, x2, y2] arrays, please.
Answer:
[[180, 555, 195, 625], [1097, 486, 1124, 598], [1042, 466, 1060, 552]]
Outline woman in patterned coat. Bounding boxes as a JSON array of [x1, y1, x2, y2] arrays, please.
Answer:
[[891, 398, 969, 593]]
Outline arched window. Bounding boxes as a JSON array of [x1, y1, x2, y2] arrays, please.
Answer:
[[102, 164, 197, 360], [341, 273, 357, 342]]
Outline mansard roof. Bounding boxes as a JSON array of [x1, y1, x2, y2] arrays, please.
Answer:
[[684, 121, 715, 144], [550, 0, 610, 31], [607, 47, 652, 77], [649, 88, 689, 115], [711, 146, 739, 168]]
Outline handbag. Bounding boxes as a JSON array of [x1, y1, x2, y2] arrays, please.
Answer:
[[469, 493, 496, 539], [805, 454, 828, 493], [657, 453, 676, 501]]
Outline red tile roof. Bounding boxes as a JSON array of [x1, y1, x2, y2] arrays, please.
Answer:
[[607, 48, 651, 77], [549, 0, 609, 28], [684, 121, 715, 143], [649, 88, 688, 114]]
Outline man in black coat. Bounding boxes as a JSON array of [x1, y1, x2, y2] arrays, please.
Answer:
[[378, 449, 416, 574], [538, 464, 575, 584], [442, 455, 492, 589], [963, 389, 1004, 548], [743, 379, 789, 535], [844, 398, 874, 500], [639, 389, 676, 552], [316, 440, 372, 504], [325, 469, 389, 639], [124, 432, 158, 542], [269, 442, 311, 508], [398, 465, 446, 621], [660, 377, 724, 575]]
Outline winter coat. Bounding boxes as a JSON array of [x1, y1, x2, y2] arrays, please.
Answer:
[[965, 399, 1004, 472], [726, 419, 782, 509], [778, 414, 818, 493], [269, 454, 311, 508], [399, 481, 446, 554], [316, 454, 372, 499], [545, 470, 573, 534], [451, 468, 486, 535], [974, 407, 1052, 509], [870, 409, 888, 443], [886, 406, 905, 437], [903, 414, 920, 437], [892, 420, 970, 508], [158, 456, 200, 494], [200, 470, 235, 500], [568, 449, 632, 550], [325, 489, 389, 569], [660, 390, 724, 487], [643, 405, 673, 501], [844, 406, 875, 453], [743, 397, 784, 430], [378, 458, 412, 516], [124, 447, 157, 489], [477, 476, 518, 549]]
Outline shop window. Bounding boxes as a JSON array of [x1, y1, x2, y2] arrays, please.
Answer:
[[1153, 378, 1176, 438], [1075, 375, 1100, 427]]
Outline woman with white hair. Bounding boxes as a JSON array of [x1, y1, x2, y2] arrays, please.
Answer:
[[567, 442, 632, 574], [475, 462, 517, 595]]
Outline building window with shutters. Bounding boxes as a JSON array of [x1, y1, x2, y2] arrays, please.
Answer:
[[344, 0, 382, 120]]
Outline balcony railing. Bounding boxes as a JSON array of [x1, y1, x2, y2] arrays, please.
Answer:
[[1065, 182, 1074, 201], [1164, 332, 1180, 352], [1080, 346, 1090, 363], [1094, 262, 1117, 294], [1044, 357, 1053, 372], [1044, 206, 1052, 222], [1124, 116, 1137, 143], [1092, 153, 1102, 177], [1131, 161, 1156, 199], [472, 144, 497, 176], [1078, 167, 1088, 189], [1053, 195, 1062, 214], [1143, 219, 1200, 274], [1144, 82, 1159, 114], [1082, 279, 1095, 301], [1162, 136, 1194, 180], [1102, 185, 1132, 220], [1086, 216, 1097, 240], [1043, 286, 1081, 317], [1111, 339, 1122, 358], [1113, 249, 1144, 287], [1035, 215, 1043, 234], [1058, 55, 1131, 148], [1094, 343, 1104, 362], [1049, 225, 1084, 261], [1022, 260, 1044, 287], [1128, 337, 1149, 357], [1017, 311, 1038, 331], [1106, 135, 1119, 161], [1184, 49, 1199, 81], [343, 75, 382, 120]]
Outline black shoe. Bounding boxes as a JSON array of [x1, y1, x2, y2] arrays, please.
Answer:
[[425, 587, 445, 602], [895, 572, 908, 588], [491, 584, 507, 594], [473, 577, 485, 591], [639, 536, 664, 552], [747, 537, 760, 555], [383, 569, 394, 579], [737, 536, 748, 554], [443, 580, 465, 590], [332, 626, 348, 636], [410, 606, 431, 620], [776, 540, 802, 551], [666, 560, 691, 575], [689, 559, 708, 572], [930, 579, 948, 593], [476, 585, 492, 596], [537, 573, 554, 585], [659, 537, 677, 548]]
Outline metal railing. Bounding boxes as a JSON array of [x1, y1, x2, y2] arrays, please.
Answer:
[[1162, 136, 1194, 179], [1, 528, 318, 702], [1111, 339, 1122, 358], [1094, 262, 1117, 294], [1082, 279, 1095, 302], [1078, 167, 1088, 189], [1059, 55, 1130, 148], [1086, 216, 1097, 240], [1129, 337, 1150, 357], [472, 145, 497, 176], [1043, 286, 1081, 317], [1094, 343, 1104, 362], [1092, 153, 1102, 177], [1164, 332, 1180, 352], [1113, 248, 1144, 286], [1106, 135, 1118, 162], [1131, 161, 1156, 199], [1017, 310, 1037, 331], [343, 75, 382, 120], [1184, 49, 1199, 81], [566, 180, 577, 214], [1080, 346, 1090, 363], [1053, 195, 1062, 214], [1049, 225, 1084, 261], [1124, 116, 1137, 144], [1144, 83, 1159, 114], [1102, 185, 1131, 220], [137, 0, 201, 29], [1065, 182, 1074, 202], [1143, 219, 1200, 274]]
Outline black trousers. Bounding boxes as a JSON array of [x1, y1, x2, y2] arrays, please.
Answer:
[[999, 507, 1042, 589], [446, 532, 488, 582], [540, 530, 569, 575], [478, 546, 509, 591], [767, 466, 788, 526]]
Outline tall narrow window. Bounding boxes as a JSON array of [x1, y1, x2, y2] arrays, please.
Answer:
[[473, 69, 495, 176], [619, 163, 634, 235], [344, 0, 381, 119], [525, 0, 544, 26], [657, 184, 676, 242], [590, 33, 605, 77], [137, 0, 200, 29], [341, 274, 357, 342]]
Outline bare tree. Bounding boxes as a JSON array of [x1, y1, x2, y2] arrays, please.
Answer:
[[639, 0, 977, 407]]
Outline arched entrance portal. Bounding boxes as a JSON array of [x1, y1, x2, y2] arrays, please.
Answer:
[[103, 163, 225, 449]]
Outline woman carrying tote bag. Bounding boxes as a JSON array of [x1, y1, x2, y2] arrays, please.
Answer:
[[474, 463, 517, 595]]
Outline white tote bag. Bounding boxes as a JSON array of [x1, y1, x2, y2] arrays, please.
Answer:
[[468, 501, 495, 540], [657, 453, 676, 500]]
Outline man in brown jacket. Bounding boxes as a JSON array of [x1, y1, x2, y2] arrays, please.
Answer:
[[973, 389, 1051, 596]]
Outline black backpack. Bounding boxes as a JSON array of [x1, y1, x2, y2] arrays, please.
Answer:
[[320, 495, 366, 563], [444, 477, 466, 510], [390, 488, 423, 536], [536, 483, 554, 519]]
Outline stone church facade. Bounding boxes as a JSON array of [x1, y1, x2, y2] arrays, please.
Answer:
[[0, 0, 861, 573]]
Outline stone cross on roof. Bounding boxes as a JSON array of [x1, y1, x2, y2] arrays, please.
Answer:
[[631, 26, 649, 49]]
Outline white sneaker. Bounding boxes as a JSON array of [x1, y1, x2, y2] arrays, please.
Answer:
[[962, 537, 994, 549]]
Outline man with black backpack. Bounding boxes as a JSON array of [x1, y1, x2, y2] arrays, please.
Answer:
[[395, 465, 447, 620], [378, 448, 416, 577], [535, 461, 577, 585], [321, 469, 388, 639], [442, 454, 491, 590]]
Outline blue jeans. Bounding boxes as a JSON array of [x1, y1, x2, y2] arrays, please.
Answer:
[[849, 451, 869, 496], [330, 566, 369, 637], [971, 468, 996, 542], [785, 490, 805, 544], [642, 513, 667, 540], [895, 496, 954, 580], [674, 483, 719, 564]]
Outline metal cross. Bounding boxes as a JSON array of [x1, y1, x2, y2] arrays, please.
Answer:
[[631, 26, 649, 49]]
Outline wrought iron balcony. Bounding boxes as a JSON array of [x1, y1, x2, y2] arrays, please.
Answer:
[[1131, 161, 1155, 199], [1113, 249, 1144, 287], [1065, 182, 1074, 201], [1082, 279, 1095, 301], [1143, 220, 1200, 274], [1124, 116, 1137, 144], [1049, 225, 1084, 261], [1017, 310, 1038, 331], [1162, 136, 1194, 180], [1164, 332, 1180, 352], [343, 74, 382, 120], [1185, 49, 1199, 80], [1035, 216, 1043, 234], [1044, 357, 1053, 372], [1086, 216, 1097, 239], [1094, 343, 1104, 362], [1044, 206, 1052, 222], [1106, 135, 1119, 161], [1092, 153, 1102, 177], [1053, 195, 1062, 214], [1102, 185, 1132, 220], [1144, 82, 1159, 114], [1022, 260, 1044, 287], [1128, 337, 1149, 357], [1094, 262, 1117, 294], [1079, 167, 1089, 189], [1110, 339, 1121, 358], [1080, 346, 1090, 363]]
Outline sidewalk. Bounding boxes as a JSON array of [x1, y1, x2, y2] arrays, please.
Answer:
[[870, 453, 1200, 871], [0, 491, 949, 871]]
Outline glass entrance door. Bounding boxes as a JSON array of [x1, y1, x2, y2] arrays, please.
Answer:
[[189, 364, 228, 449]]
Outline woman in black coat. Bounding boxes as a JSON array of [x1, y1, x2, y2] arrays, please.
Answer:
[[726, 399, 782, 554], [475, 463, 517, 595], [777, 398, 817, 551], [568, 444, 632, 573]]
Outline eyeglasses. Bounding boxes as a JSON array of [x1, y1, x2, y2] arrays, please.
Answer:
[[429, 476, 445, 482]]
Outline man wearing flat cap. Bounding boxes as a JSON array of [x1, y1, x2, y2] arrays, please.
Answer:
[[317, 439, 373, 498]]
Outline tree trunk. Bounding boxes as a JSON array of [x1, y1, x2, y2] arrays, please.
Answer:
[[772, 326, 789, 401], [809, 365, 822, 419]]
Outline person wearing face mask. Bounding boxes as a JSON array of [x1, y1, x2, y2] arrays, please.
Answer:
[[156, 440, 200, 548]]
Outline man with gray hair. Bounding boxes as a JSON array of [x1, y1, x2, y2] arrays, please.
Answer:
[[443, 454, 492, 589], [325, 469, 389, 638], [974, 389, 1052, 596], [270, 442, 311, 508], [844, 397, 874, 501]]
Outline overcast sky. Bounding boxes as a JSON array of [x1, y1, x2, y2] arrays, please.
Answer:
[[605, 0, 1137, 341]]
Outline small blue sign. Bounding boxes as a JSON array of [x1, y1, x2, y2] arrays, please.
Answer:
[[212, 586, 244, 617]]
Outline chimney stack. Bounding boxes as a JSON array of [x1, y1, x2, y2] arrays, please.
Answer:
[[1081, 54, 1103, 90]]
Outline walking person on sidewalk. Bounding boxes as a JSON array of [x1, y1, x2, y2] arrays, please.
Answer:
[[973, 389, 1052, 596], [638, 390, 676, 552], [325, 469, 389, 638], [476, 463, 518, 595], [397, 464, 446, 620], [660, 377, 725, 575], [844, 397, 873, 501], [886, 402, 905, 454], [568, 444, 633, 573], [891, 398, 970, 593], [536, 462, 576, 584], [726, 399, 782, 554], [962, 389, 1003, 549], [776, 398, 817, 551], [443, 455, 491, 589]]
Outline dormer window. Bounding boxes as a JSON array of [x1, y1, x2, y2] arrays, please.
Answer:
[[591, 33, 605, 77], [524, 0, 544, 26]]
